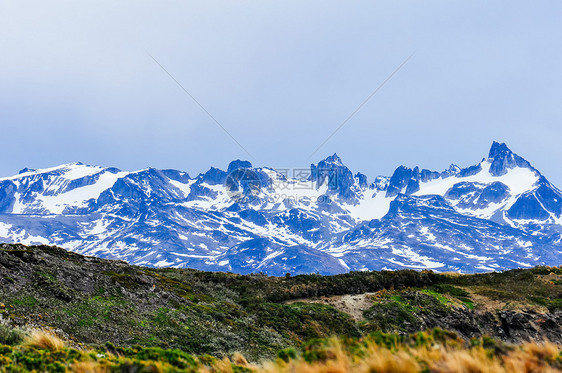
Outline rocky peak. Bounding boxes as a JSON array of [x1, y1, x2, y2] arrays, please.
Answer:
[[488, 142, 512, 159], [227, 160, 253, 174], [386, 166, 421, 197], [355, 172, 368, 189], [445, 164, 461, 175], [488, 142, 532, 176], [200, 167, 227, 184], [320, 153, 343, 166], [310, 154, 357, 199]]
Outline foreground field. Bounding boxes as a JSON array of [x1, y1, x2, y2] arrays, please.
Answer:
[[0, 327, 561, 373]]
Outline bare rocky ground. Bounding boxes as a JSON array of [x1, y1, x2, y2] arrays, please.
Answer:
[[287, 293, 379, 321]]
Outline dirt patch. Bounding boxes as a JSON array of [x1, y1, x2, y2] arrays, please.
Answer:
[[286, 293, 378, 321]]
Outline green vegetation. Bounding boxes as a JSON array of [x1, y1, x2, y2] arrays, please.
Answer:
[[439, 266, 562, 304], [428, 283, 474, 308], [0, 327, 560, 373], [0, 244, 561, 362], [361, 290, 453, 332], [0, 322, 27, 346]]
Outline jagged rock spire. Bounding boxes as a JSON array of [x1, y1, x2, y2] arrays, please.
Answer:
[[488, 142, 532, 176]]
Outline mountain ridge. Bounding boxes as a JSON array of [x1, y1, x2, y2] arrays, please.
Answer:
[[0, 141, 561, 274]]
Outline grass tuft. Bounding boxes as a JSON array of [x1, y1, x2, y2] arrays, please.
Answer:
[[23, 329, 66, 352], [72, 360, 109, 373]]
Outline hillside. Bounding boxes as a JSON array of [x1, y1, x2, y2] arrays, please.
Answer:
[[1, 243, 561, 362]]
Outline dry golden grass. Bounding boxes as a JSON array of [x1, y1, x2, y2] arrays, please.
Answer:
[[502, 341, 561, 373], [232, 351, 249, 366], [71, 360, 109, 373], [8, 329, 562, 373], [22, 328, 66, 352], [256, 339, 562, 373], [426, 348, 504, 373]]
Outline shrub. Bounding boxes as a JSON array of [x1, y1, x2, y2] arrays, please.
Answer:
[[276, 348, 298, 363], [0, 319, 27, 345]]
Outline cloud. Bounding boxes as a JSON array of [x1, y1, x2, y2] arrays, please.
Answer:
[[0, 0, 561, 185]]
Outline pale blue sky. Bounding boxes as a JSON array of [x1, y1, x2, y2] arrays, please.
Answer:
[[1, 1, 561, 185]]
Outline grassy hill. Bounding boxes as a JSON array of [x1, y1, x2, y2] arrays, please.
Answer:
[[0, 243, 561, 364]]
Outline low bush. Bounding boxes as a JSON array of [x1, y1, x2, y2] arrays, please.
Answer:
[[0, 319, 27, 346]]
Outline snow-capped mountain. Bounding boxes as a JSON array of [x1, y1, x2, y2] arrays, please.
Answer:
[[0, 142, 561, 275]]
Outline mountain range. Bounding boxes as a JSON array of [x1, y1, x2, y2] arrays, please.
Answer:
[[0, 141, 561, 275]]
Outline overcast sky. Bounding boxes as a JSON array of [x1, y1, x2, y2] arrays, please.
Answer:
[[1, 1, 561, 185]]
